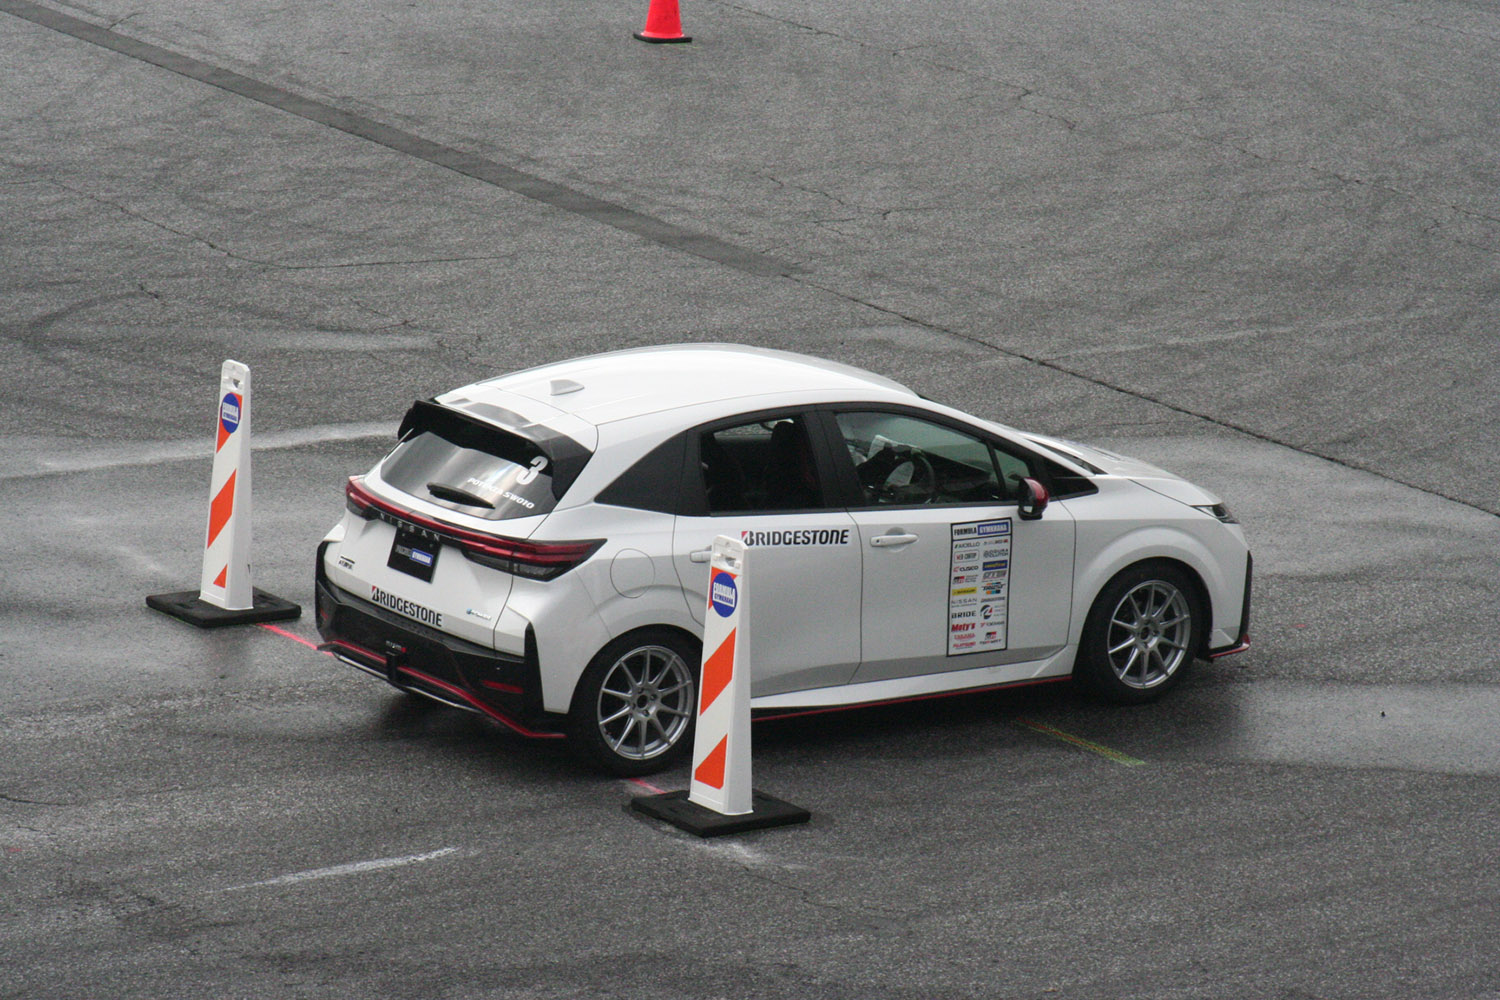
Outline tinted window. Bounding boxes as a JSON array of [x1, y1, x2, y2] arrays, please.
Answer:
[[382, 424, 562, 521], [1041, 458, 1098, 499], [595, 433, 686, 514], [833, 411, 1009, 506], [992, 447, 1032, 496], [699, 415, 826, 514]]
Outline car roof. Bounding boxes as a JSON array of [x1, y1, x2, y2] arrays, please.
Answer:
[[436, 344, 921, 433]]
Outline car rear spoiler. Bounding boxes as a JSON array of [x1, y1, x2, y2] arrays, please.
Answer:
[[398, 398, 592, 501]]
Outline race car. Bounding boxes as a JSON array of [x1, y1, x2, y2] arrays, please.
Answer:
[[314, 344, 1251, 775]]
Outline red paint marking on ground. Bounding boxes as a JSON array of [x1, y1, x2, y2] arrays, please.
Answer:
[[259, 623, 326, 652], [627, 777, 669, 795]]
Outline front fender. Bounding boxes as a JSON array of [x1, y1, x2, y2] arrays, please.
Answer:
[[1070, 518, 1246, 647]]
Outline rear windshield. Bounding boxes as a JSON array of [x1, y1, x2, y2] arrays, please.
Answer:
[[380, 402, 588, 521]]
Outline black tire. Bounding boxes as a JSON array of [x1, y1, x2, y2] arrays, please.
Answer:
[[1074, 561, 1205, 704], [567, 628, 701, 776]]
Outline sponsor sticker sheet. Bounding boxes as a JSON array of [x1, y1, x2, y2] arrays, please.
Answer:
[[948, 518, 1010, 655]]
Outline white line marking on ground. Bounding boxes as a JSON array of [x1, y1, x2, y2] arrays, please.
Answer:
[[215, 846, 463, 892], [0, 423, 395, 480]]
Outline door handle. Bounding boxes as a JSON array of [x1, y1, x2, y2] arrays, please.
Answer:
[[689, 548, 713, 563], [870, 532, 918, 548]]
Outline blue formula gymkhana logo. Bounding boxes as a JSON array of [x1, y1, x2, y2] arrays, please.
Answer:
[[220, 393, 242, 435], [710, 570, 738, 618]]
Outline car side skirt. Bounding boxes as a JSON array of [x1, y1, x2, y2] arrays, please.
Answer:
[[753, 675, 1071, 722], [749, 645, 1077, 711]]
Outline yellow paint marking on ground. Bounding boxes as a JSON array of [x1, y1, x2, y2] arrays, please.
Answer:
[[1016, 718, 1146, 767]]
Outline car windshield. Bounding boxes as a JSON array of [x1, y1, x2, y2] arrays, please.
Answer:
[[380, 407, 570, 521]]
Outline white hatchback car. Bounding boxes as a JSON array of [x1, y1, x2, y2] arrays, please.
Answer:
[[315, 345, 1250, 774]]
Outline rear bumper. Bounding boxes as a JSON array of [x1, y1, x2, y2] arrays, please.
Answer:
[[314, 547, 563, 738]]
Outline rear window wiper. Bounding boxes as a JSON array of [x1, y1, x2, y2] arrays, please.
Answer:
[[426, 482, 496, 509]]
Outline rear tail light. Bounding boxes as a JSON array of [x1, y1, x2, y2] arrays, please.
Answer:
[[458, 535, 604, 580], [344, 477, 602, 581], [346, 478, 377, 518]]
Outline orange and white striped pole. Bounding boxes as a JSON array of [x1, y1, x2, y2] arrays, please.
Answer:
[[688, 536, 753, 815], [147, 361, 299, 628], [630, 535, 808, 837], [200, 360, 254, 611]]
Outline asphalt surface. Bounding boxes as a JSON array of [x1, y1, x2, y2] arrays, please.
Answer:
[[2, 0, 1497, 996]]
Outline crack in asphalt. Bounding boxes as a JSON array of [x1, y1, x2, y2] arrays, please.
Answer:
[[1, 791, 71, 806], [7, 167, 440, 334], [1158, 135, 1500, 253], [27, 170, 273, 267]]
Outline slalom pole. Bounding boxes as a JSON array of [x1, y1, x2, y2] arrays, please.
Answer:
[[147, 360, 300, 628], [631, 535, 809, 836]]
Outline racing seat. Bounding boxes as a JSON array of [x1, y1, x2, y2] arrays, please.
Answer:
[[763, 420, 819, 510], [700, 433, 747, 512]]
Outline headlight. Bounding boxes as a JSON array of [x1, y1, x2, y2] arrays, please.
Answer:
[[1193, 503, 1237, 524]]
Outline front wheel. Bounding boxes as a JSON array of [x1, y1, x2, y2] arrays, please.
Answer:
[[1074, 563, 1204, 704], [567, 629, 701, 776]]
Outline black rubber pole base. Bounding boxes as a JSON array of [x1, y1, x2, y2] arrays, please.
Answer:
[[633, 32, 691, 43], [146, 588, 302, 628], [631, 789, 809, 837]]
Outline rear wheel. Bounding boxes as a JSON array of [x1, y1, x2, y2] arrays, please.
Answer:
[[568, 629, 700, 776], [1075, 562, 1204, 704]]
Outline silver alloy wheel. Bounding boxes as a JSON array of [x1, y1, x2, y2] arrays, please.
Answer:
[[1105, 580, 1193, 689], [595, 644, 695, 761]]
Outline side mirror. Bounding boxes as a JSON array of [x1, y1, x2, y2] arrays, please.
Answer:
[[1018, 477, 1050, 520]]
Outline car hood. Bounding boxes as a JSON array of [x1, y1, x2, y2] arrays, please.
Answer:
[[1021, 433, 1223, 508]]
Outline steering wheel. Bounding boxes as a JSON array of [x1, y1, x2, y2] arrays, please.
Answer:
[[877, 447, 936, 504]]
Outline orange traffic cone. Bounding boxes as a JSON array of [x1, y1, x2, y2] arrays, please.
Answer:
[[634, 0, 690, 43]]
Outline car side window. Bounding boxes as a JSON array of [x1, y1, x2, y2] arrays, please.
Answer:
[[832, 411, 1012, 506], [594, 432, 686, 513], [699, 415, 825, 513], [992, 446, 1032, 497]]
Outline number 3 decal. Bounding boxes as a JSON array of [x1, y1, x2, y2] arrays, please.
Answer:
[[516, 455, 548, 485]]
